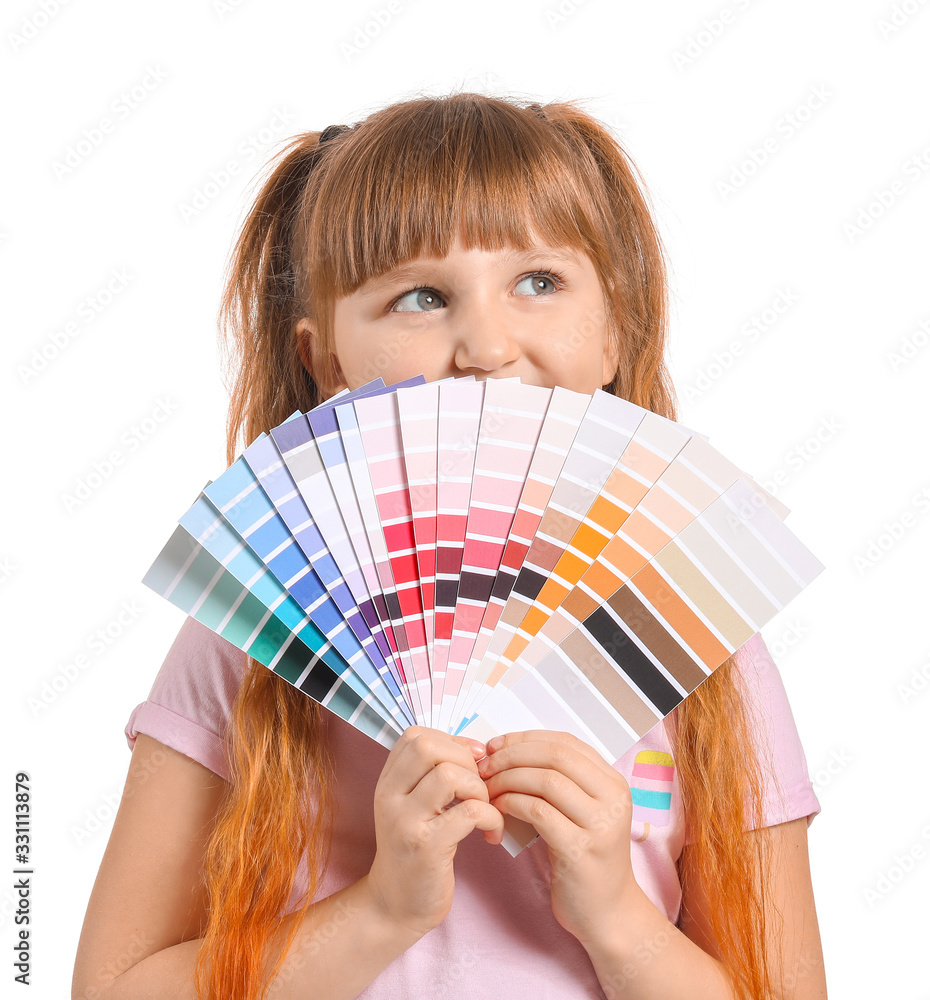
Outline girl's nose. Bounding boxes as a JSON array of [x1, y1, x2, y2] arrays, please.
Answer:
[[451, 309, 522, 375]]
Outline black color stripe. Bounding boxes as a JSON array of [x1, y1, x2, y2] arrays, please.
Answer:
[[514, 566, 548, 601], [582, 606, 681, 715], [384, 590, 402, 621], [435, 578, 460, 607], [297, 661, 342, 701], [491, 569, 517, 603], [458, 570, 494, 604]]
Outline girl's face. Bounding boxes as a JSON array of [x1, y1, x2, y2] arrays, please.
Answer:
[[300, 233, 619, 397]]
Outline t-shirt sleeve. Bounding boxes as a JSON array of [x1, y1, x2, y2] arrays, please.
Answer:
[[124, 617, 248, 782], [734, 632, 821, 832]]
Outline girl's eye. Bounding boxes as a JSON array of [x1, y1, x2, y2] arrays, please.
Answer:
[[391, 287, 444, 313], [514, 271, 564, 296], [389, 270, 565, 313]]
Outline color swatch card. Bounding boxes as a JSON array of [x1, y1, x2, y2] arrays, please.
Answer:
[[144, 375, 823, 857], [396, 382, 443, 661], [439, 379, 553, 729]]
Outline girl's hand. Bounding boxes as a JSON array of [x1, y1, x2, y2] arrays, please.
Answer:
[[365, 726, 504, 941], [477, 730, 638, 949]]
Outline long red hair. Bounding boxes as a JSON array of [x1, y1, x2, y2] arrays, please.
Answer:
[[195, 92, 778, 1000]]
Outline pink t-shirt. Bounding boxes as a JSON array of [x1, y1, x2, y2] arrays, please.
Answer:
[[125, 618, 820, 999]]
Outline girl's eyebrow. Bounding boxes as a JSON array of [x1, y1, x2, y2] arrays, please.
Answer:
[[358, 246, 583, 296]]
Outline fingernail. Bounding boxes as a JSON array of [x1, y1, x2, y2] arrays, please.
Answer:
[[468, 740, 486, 756], [487, 736, 503, 751]]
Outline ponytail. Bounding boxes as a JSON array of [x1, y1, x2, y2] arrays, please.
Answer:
[[195, 131, 339, 1000], [220, 132, 327, 465]]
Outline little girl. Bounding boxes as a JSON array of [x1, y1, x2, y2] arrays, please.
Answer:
[[73, 93, 827, 1000]]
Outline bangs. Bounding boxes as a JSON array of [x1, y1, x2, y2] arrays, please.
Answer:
[[306, 94, 615, 300]]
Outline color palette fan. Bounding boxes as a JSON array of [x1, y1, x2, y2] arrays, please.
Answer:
[[143, 374, 823, 855]]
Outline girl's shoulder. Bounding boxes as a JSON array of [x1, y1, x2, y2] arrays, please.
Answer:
[[124, 617, 246, 781], [733, 632, 823, 828]]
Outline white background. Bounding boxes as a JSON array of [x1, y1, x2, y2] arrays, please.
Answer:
[[4, 1, 929, 996]]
